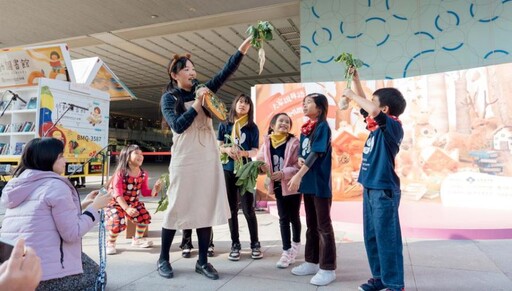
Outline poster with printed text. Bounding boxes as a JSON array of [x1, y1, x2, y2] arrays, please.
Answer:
[[0, 44, 75, 88], [38, 78, 109, 162]]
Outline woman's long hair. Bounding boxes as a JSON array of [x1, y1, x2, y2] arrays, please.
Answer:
[[304, 93, 329, 144], [13, 138, 64, 177], [163, 54, 194, 116], [227, 93, 256, 128], [115, 144, 142, 176]]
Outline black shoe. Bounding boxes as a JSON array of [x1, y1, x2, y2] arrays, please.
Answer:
[[195, 261, 219, 280], [358, 278, 385, 291], [207, 246, 215, 257], [157, 259, 173, 278], [181, 247, 192, 258]]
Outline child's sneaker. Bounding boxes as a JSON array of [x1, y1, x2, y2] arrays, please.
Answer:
[[310, 269, 336, 286], [181, 247, 192, 258], [106, 243, 116, 255], [276, 249, 293, 268], [291, 262, 319, 276], [131, 237, 153, 248], [228, 243, 241, 261], [251, 242, 263, 259], [207, 246, 215, 257], [358, 278, 385, 291]]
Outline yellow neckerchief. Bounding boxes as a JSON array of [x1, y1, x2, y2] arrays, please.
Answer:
[[231, 114, 249, 143], [270, 132, 288, 149]]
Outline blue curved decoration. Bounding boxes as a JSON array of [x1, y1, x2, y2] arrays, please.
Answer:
[[503, 0, 512, 4], [312, 31, 319, 46], [322, 27, 332, 41], [347, 33, 364, 39], [366, 17, 386, 23], [340, 21, 363, 38], [317, 56, 334, 64], [447, 10, 460, 25], [300, 61, 312, 66], [385, 0, 407, 20], [414, 31, 435, 40], [368, 0, 372, 7], [436, 11, 460, 31], [470, 3, 500, 22], [442, 43, 464, 51], [479, 16, 499, 23], [403, 49, 435, 77], [300, 45, 312, 54], [362, 63, 370, 68], [385, 76, 394, 80], [377, 34, 390, 46], [312, 28, 332, 46], [311, 6, 320, 19], [435, 15, 443, 32], [484, 50, 509, 59]]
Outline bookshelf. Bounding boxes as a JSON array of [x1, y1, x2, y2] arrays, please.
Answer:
[[0, 86, 39, 158]]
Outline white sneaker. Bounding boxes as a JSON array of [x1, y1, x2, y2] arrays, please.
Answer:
[[131, 238, 153, 248], [276, 250, 293, 268], [291, 262, 319, 276], [310, 269, 336, 286], [106, 243, 116, 255]]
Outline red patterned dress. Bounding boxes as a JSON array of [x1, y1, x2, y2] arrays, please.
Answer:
[[105, 170, 152, 234]]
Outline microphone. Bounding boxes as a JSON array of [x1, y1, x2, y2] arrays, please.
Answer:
[[62, 102, 89, 111], [360, 108, 369, 118], [7, 90, 27, 104], [191, 79, 199, 87]]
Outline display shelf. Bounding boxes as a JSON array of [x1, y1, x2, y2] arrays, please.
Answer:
[[0, 86, 39, 156]]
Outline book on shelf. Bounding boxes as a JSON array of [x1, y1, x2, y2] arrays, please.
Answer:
[[22, 121, 33, 132], [13, 142, 25, 155], [0, 143, 9, 155], [26, 97, 37, 109]]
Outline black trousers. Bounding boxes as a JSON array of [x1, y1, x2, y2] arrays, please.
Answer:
[[274, 182, 302, 250], [303, 194, 337, 270], [224, 170, 259, 247], [160, 227, 212, 265], [180, 229, 214, 249]]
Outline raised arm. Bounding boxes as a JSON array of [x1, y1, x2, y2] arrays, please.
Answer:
[[205, 36, 252, 93]]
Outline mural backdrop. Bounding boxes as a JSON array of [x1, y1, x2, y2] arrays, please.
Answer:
[[300, 0, 512, 82]]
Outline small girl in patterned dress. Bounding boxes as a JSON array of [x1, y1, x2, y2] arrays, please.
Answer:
[[104, 144, 162, 255]]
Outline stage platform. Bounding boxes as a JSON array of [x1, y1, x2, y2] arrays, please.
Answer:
[[266, 200, 512, 240]]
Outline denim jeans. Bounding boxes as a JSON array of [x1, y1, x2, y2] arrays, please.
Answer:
[[363, 188, 404, 289]]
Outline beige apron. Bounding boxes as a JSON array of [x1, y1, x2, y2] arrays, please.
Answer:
[[162, 101, 230, 229]]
